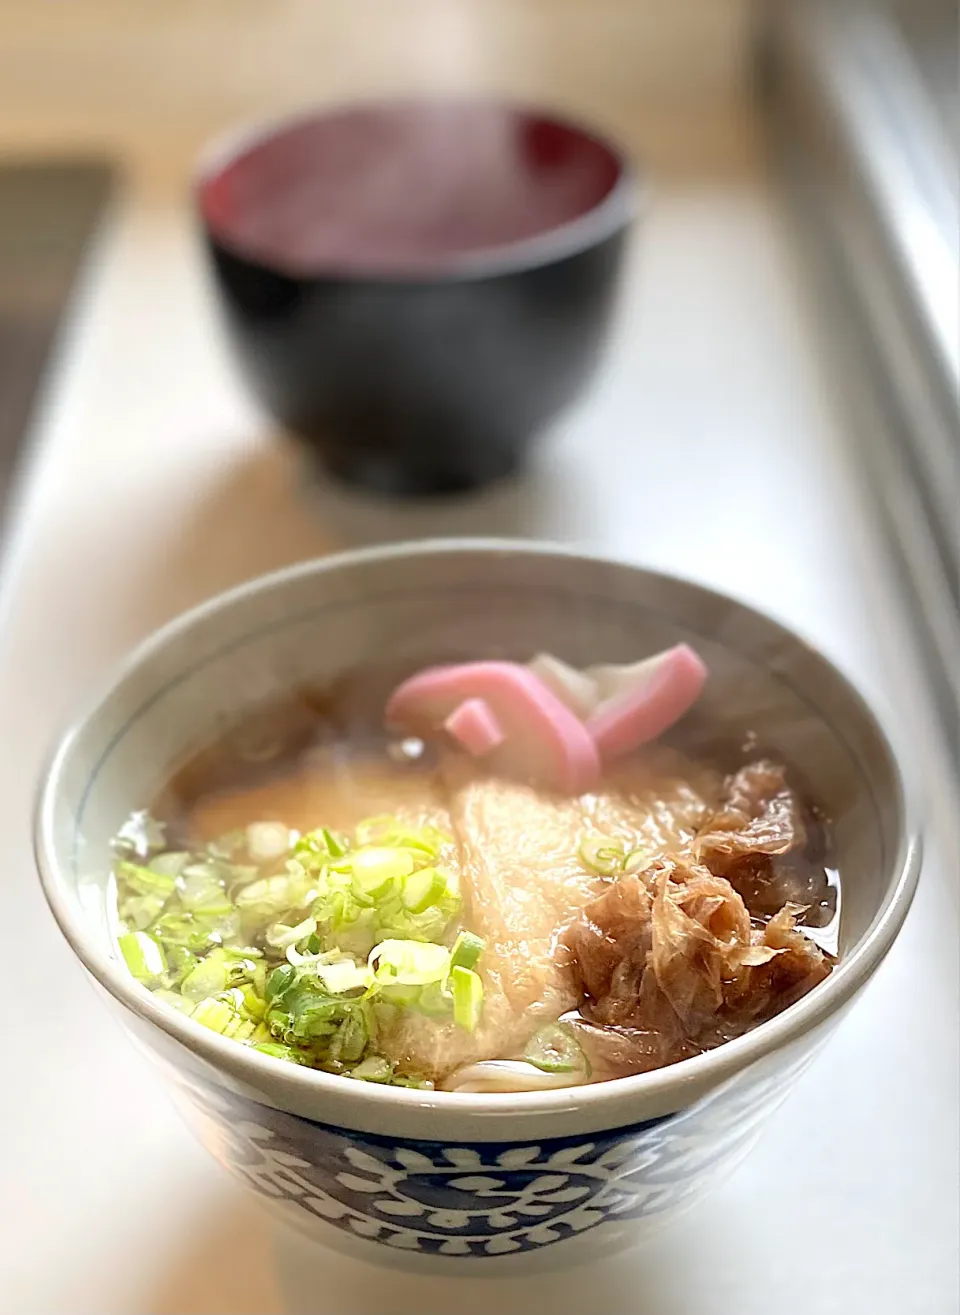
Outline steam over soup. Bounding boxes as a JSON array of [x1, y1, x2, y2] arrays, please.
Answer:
[[110, 652, 838, 1092]]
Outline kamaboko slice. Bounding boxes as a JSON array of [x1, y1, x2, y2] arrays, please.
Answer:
[[586, 644, 707, 759], [443, 698, 506, 757], [386, 661, 600, 794], [526, 653, 600, 717]]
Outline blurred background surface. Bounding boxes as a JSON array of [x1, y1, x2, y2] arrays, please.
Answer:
[[0, 1, 758, 171], [0, 2, 956, 1313]]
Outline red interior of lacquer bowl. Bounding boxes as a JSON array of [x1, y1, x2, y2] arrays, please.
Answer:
[[198, 102, 625, 276]]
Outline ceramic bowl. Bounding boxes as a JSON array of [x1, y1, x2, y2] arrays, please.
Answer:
[[195, 100, 637, 496], [35, 541, 920, 1274]]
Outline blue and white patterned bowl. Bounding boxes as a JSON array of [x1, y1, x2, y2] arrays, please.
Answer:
[[35, 541, 920, 1273]]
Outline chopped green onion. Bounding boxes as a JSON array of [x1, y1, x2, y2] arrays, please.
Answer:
[[578, 835, 626, 876], [450, 966, 484, 1032], [354, 814, 401, 846], [350, 847, 415, 900], [235, 871, 310, 920], [116, 861, 177, 898], [150, 911, 222, 953], [285, 991, 363, 1042], [400, 866, 446, 912], [370, 939, 451, 985], [177, 864, 231, 914], [295, 826, 348, 862], [321, 827, 347, 857], [118, 931, 166, 985], [152, 988, 196, 1014], [380, 981, 424, 1007], [265, 915, 317, 950], [388, 1073, 435, 1090], [149, 851, 191, 877], [223, 864, 260, 894], [308, 832, 459, 952], [120, 892, 168, 930], [623, 847, 653, 875], [163, 944, 200, 984], [192, 996, 241, 1035], [354, 815, 445, 856], [416, 980, 453, 1017], [222, 943, 264, 959], [112, 810, 484, 1083], [206, 829, 247, 861], [350, 1055, 393, 1083], [181, 952, 229, 1002], [264, 963, 297, 1004], [524, 1023, 588, 1074], [450, 930, 485, 972], [328, 1009, 369, 1063], [315, 959, 373, 994], [224, 1015, 256, 1041], [239, 984, 266, 1020], [254, 1041, 305, 1064]]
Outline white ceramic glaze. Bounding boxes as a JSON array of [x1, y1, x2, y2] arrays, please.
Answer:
[[34, 540, 921, 1272]]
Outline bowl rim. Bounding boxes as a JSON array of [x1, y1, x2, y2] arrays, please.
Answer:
[[193, 95, 643, 284], [34, 539, 922, 1133]]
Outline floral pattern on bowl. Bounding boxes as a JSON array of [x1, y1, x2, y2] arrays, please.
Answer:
[[174, 1044, 816, 1258]]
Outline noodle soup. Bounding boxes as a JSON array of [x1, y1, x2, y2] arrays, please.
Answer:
[[111, 651, 838, 1093]]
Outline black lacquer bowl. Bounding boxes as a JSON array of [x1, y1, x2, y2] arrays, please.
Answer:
[[196, 100, 638, 496]]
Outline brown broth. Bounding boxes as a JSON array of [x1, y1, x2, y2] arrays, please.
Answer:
[[143, 685, 840, 1087], [155, 685, 839, 936]]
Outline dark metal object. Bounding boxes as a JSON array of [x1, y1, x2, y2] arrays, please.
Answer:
[[0, 160, 115, 521], [761, 0, 960, 755]]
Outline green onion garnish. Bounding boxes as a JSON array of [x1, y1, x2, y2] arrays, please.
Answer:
[[315, 959, 374, 994], [370, 938, 451, 986], [450, 966, 484, 1032], [321, 827, 347, 857], [149, 851, 191, 878], [577, 835, 626, 876], [264, 962, 296, 1004], [265, 915, 317, 951], [350, 847, 415, 900], [524, 1023, 588, 1074], [111, 809, 485, 1080], [350, 1055, 394, 1082], [254, 1041, 305, 1064], [400, 866, 447, 913], [180, 951, 230, 1002], [118, 930, 167, 985], [450, 930, 485, 971], [192, 996, 246, 1036], [116, 861, 177, 899]]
